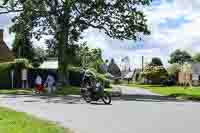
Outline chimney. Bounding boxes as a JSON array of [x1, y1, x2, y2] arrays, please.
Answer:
[[0, 29, 3, 42]]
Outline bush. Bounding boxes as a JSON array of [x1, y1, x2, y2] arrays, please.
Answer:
[[0, 62, 12, 89], [142, 65, 168, 84], [0, 59, 31, 89]]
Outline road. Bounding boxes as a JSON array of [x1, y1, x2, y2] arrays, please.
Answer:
[[0, 87, 200, 133]]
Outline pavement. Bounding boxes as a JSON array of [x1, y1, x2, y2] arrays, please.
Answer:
[[1, 86, 200, 133]]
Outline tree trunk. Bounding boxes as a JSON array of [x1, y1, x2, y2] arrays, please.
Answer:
[[57, 28, 70, 87], [56, 1, 71, 87]]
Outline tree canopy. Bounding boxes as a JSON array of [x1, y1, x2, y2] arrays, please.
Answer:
[[193, 53, 200, 63], [168, 49, 192, 65], [1, 0, 151, 84], [149, 57, 163, 66]]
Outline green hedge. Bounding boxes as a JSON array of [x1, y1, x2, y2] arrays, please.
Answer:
[[0, 59, 30, 89], [0, 63, 12, 89], [0, 62, 111, 89]]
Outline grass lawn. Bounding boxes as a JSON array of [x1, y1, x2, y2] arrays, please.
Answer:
[[0, 107, 71, 133], [0, 89, 32, 95], [128, 83, 200, 101]]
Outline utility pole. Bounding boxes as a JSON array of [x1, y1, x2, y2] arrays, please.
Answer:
[[142, 56, 144, 71]]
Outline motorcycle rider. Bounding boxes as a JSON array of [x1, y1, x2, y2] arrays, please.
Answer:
[[80, 68, 99, 96]]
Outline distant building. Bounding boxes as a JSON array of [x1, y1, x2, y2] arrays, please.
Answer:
[[178, 63, 200, 86], [0, 29, 14, 63], [39, 58, 58, 70]]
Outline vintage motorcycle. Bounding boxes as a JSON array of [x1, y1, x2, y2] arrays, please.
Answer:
[[80, 68, 111, 104]]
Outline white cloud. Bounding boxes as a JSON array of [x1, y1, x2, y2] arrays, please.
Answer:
[[1, 0, 200, 69]]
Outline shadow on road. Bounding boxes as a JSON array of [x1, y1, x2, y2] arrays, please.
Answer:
[[116, 94, 183, 102], [0, 93, 186, 105]]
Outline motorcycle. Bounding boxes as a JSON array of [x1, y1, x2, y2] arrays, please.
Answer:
[[80, 68, 111, 104]]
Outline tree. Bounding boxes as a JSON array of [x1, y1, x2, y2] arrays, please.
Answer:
[[31, 47, 47, 68], [193, 53, 200, 63], [149, 57, 163, 66], [121, 56, 131, 72], [12, 32, 35, 61], [1, 0, 151, 85], [142, 65, 168, 84], [167, 63, 181, 76], [169, 49, 192, 65], [108, 59, 121, 77]]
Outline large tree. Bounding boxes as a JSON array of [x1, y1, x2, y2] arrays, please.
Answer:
[[169, 49, 192, 65], [1, 0, 151, 85], [149, 57, 163, 66], [193, 53, 200, 63]]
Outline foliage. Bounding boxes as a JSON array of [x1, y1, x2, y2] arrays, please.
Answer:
[[0, 107, 68, 133], [181, 62, 192, 73], [193, 53, 200, 63], [149, 57, 163, 66], [128, 84, 200, 101], [108, 59, 121, 77], [169, 49, 192, 64], [12, 33, 35, 61], [0, 62, 12, 89], [142, 65, 168, 84], [11, 58, 30, 69], [167, 63, 181, 76], [0, 59, 31, 89], [31, 47, 47, 68], [1, 0, 151, 84]]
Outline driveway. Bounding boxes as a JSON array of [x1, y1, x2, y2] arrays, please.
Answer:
[[1, 87, 200, 133]]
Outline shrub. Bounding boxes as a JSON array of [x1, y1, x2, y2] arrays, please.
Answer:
[[142, 65, 168, 84], [0, 62, 12, 89]]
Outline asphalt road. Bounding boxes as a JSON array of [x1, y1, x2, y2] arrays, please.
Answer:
[[0, 87, 200, 133]]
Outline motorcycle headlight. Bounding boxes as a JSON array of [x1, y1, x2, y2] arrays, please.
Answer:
[[96, 83, 101, 88]]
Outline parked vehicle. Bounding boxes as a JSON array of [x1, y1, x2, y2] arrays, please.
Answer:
[[160, 77, 176, 86], [80, 68, 111, 104]]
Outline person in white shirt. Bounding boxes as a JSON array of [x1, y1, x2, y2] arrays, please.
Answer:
[[45, 74, 56, 94], [35, 75, 43, 93]]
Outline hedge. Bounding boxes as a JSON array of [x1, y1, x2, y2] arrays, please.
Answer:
[[0, 62, 110, 89]]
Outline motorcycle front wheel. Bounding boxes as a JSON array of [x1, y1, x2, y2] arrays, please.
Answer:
[[101, 92, 111, 104], [82, 91, 92, 103]]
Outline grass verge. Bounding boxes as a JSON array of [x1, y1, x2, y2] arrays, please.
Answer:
[[0, 107, 71, 133], [0, 89, 32, 95], [128, 83, 200, 101]]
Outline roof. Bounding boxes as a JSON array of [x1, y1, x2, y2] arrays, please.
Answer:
[[0, 41, 14, 63], [192, 63, 200, 74], [124, 71, 134, 79], [39, 60, 58, 69]]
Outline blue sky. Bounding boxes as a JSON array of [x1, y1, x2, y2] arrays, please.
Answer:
[[1, 0, 200, 68]]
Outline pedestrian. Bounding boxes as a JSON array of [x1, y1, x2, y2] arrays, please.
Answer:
[[35, 74, 44, 94], [45, 74, 56, 94]]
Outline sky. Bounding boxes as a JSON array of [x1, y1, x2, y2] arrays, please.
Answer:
[[1, 0, 200, 69]]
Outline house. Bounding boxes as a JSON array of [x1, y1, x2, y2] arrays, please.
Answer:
[[39, 58, 58, 70], [133, 68, 142, 82], [177, 63, 200, 86], [0, 29, 14, 63]]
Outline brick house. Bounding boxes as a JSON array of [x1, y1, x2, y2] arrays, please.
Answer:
[[177, 63, 200, 86], [0, 29, 14, 63]]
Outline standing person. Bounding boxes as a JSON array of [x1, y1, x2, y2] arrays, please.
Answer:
[[35, 74, 43, 94], [45, 74, 55, 94]]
